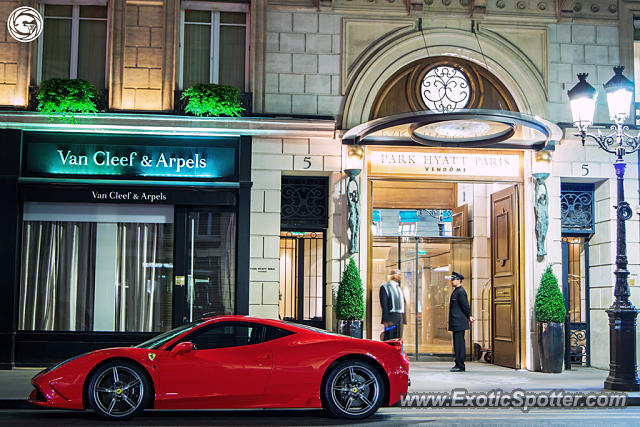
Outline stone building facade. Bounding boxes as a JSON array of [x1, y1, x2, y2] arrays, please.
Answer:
[[0, 0, 639, 372]]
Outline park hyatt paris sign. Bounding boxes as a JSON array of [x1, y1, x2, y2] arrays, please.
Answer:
[[368, 150, 522, 180], [22, 133, 237, 181]]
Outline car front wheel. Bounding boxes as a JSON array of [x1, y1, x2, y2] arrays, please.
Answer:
[[87, 360, 150, 420], [323, 360, 385, 419]]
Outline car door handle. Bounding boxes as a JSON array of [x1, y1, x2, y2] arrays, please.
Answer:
[[257, 353, 271, 366]]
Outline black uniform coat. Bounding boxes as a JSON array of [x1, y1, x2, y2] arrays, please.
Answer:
[[448, 285, 471, 331]]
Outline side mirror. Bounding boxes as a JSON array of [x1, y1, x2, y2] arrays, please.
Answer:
[[169, 341, 194, 357]]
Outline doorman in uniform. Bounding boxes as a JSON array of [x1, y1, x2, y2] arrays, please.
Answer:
[[447, 272, 475, 372], [380, 269, 405, 340]]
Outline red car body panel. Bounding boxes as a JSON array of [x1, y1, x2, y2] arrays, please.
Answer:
[[28, 316, 409, 411]]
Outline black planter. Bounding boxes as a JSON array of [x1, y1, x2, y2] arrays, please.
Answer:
[[338, 320, 363, 338], [537, 322, 564, 373]]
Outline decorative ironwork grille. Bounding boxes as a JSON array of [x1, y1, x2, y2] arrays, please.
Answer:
[[281, 176, 328, 230], [561, 183, 594, 234], [569, 323, 589, 365], [421, 66, 471, 113]]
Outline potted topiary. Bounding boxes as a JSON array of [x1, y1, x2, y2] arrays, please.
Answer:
[[336, 257, 365, 338], [535, 265, 567, 373], [36, 78, 98, 123], [180, 83, 244, 117]]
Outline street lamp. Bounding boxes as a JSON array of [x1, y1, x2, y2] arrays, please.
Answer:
[[567, 66, 640, 391]]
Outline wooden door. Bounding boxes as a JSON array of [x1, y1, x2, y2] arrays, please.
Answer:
[[451, 204, 468, 237], [490, 185, 520, 369]]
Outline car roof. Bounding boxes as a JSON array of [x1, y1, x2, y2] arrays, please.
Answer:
[[198, 315, 308, 332]]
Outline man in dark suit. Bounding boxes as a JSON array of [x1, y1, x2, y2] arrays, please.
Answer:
[[380, 269, 405, 340], [447, 272, 474, 372]]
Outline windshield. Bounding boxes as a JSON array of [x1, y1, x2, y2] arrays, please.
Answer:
[[136, 320, 205, 350]]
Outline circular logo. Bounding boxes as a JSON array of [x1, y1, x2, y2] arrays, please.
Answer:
[[7, 7, 43, 43]]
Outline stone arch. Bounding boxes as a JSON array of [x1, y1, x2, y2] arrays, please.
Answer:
[[341, 26, 547, 129]]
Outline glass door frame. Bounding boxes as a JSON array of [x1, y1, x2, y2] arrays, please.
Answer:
[[173, 205, 239, 326]]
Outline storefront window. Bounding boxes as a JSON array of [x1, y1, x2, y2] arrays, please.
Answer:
[[18, 203, 174, 332]]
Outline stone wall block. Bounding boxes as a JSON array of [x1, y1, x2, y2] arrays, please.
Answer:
[[305, 74, 331, 95], [556, 24, 571, 43], [596, 25, 618, 46], [280, 73, 305, 94], [253, 137, 283, 154], [263, 236, 281, 259], [126, 27, 151, 48], [319, 14, 341, 34], [123, 68, 149, 88], [137, 47, 163, 68], [560, 44, 585, 64], [318, 54, 340, 75], [251, 190, 265, 212], [283, 139, 309, 154], [317, 95, 342, 116], [253, 153, 294, 170], [4, 63, 16, 84], [250, 236, 263, 258], [264, 190, 281, 213], [293, 13, 318, 33], [571, 25, 596, 44], [0, 43, 17, 62], [267, 12, 292, 33], [251, 170, 282, 190], [309, 138, 340, 155], [306, 34, 332, 54], [584, 45, 610, 66], [135, 89, 162, 110], [292, 94, 318, 114], [264, 93, 292, 114], [293, 54, 318, 73], [266, 53, 292, 73], [138, 6, 163, 27], [280, 33, 305, 53]]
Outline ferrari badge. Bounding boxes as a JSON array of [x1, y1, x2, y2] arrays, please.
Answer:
[[148, 353, 156, 361]]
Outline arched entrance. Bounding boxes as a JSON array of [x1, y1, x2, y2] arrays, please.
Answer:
[[341, 45, 560, 368]]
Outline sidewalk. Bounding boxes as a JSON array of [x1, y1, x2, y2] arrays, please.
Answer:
[[1, 362, 639, 409]]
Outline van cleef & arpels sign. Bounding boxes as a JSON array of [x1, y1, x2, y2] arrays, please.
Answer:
[[368, 150, 522, 180], [22, 133, 238, 181]]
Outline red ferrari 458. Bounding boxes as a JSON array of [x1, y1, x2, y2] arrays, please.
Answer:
[[29, 315, 409, 420]]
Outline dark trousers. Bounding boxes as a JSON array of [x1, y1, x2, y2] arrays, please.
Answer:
[[452, 330, 466, 368], [383, 313, 404, 340]]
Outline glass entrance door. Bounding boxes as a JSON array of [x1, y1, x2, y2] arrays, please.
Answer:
[[175, 208, 236, 324], [371, 236, 471, 358]]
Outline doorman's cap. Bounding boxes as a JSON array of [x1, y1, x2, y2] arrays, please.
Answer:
[[445, 271, 464, 281]]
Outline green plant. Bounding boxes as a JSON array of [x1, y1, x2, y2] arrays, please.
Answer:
[[181, 83, 244, 117], [36, 78, 98, 122], [535, 265, 566, 323], [336, 257, 365, 320]]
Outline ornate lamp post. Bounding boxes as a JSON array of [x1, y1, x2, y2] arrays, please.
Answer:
[[567, 67, 640, 391]]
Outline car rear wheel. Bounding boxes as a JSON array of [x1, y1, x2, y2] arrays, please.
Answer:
[[323, 360, 385, 419], [87, 361, 150, 420]]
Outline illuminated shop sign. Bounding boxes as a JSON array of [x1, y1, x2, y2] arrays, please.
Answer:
[[22, 133, 238, 180], [368, 149, 522, 180]]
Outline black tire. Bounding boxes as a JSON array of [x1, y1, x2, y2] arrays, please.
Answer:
[[322, 360, 385, 419], [87, 360, 150, 420]]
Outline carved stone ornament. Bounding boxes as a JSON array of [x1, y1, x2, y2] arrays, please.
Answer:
[[496, 0, 506, 8]]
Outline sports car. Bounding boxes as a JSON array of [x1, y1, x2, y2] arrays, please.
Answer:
[[29, 315, 409, 420]]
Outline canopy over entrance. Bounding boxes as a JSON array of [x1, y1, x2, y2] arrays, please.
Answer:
[[342, 109, 562, 151]]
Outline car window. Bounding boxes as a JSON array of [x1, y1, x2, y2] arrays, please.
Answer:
[[186, 323, 263, 350], [263, 326, 295, 342]]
